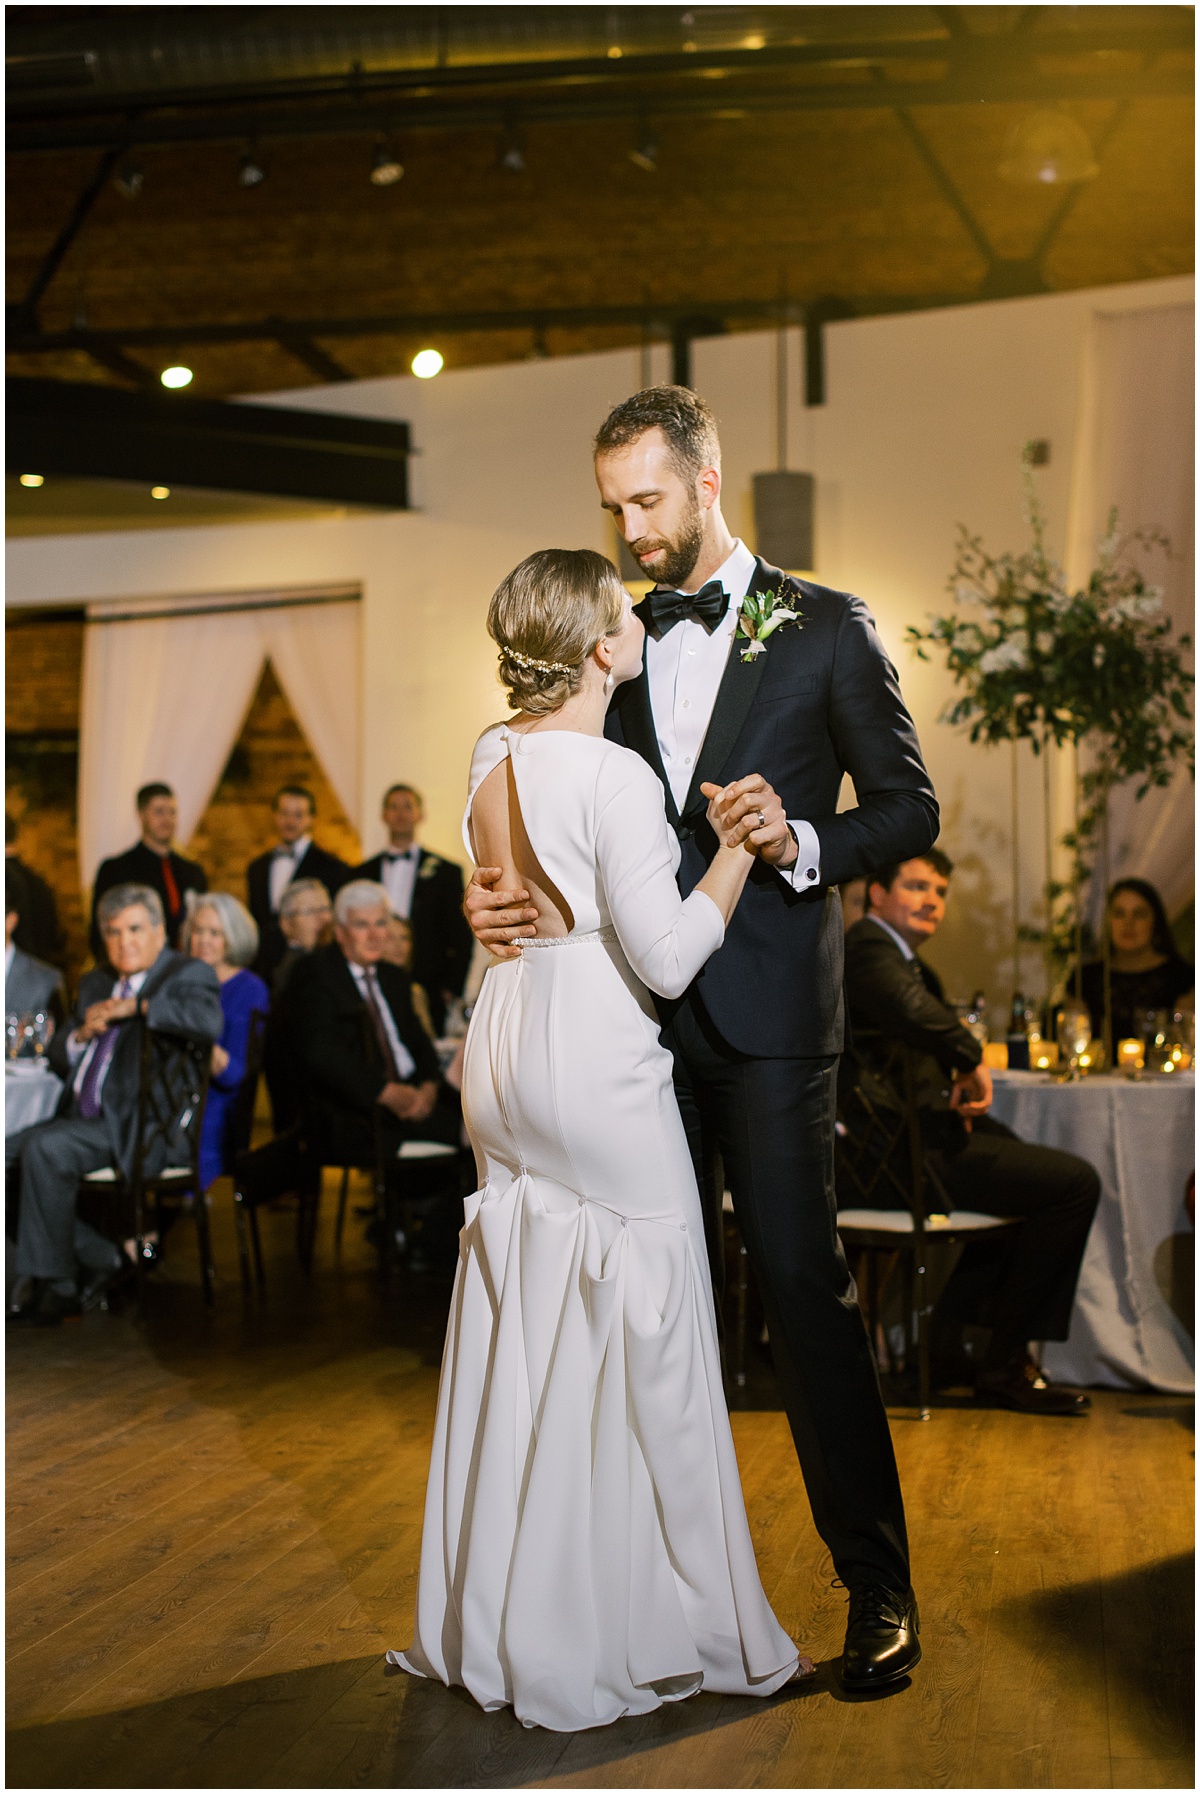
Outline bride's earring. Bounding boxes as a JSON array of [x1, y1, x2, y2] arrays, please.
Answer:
[[604, 670, 614, 695]]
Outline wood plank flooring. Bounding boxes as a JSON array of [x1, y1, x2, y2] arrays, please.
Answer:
[[6, 1178, 1194, 1788]]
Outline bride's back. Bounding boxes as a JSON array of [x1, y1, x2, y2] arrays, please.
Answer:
[[469, 738, 573, 940]]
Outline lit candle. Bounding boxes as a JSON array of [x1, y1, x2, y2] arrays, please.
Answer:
[[1117, 1038, 1144, 1072]]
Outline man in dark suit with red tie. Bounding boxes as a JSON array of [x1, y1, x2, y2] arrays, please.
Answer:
[[90, 783, 207, 964], [246, 785, 351, 983], [356, 784, 473, 1036]]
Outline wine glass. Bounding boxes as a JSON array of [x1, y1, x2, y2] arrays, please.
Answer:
[[5, 1014, 20, 1061], [1056, 1001, 1092, 1078], [17, 1012, 35, 1060], [30, 1012, 51, 1058]]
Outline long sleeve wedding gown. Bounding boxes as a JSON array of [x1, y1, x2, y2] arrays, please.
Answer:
[[389, 723, 799, 1731]]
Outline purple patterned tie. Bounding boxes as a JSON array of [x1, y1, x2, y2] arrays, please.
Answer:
[[77, 978, 131, 1118]]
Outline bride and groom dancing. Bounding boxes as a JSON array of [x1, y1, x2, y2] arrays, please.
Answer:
[[389, 385, 939, 1732]]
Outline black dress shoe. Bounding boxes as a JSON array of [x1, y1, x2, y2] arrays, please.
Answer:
[[9, 1285, 84, 1328], [841, 1584, 921, 1690], [976, 1355, 1091, 1416], [80, 1259, 135, 1313]]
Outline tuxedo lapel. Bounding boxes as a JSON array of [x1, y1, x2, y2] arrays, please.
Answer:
[[619, 601, 681, 830]]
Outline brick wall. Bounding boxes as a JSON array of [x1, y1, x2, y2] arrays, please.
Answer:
[[6, 621, 361, 995]]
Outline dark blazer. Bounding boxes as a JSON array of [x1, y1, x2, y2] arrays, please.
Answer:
[[605, 559, 939, 1056], [356, 847, 473, 1029], [91, 841, 207, 961], [292, 943, 441, 1163], [5, 944, 65, 1022], [6, 854, 64, 966], [49, 948, 223, 1181], [843, 916, 982, 1118], [246, 841, 351, 981]]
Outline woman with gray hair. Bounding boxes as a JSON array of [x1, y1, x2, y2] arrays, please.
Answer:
[[182, 891, 269, 1189]]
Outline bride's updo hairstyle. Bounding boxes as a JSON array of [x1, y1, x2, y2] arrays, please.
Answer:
[[489, 548, 626, 716]]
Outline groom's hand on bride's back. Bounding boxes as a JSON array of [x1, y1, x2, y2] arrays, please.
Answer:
[[464, 866, 538, 961]]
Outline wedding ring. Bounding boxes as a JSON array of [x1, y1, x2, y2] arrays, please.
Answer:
[[756, 810, 766, 828]]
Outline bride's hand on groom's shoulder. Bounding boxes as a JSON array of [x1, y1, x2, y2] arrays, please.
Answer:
[[464, 866, 538, 960], [702, 774, 797, 867]]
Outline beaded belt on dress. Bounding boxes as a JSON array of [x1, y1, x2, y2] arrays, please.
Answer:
[[520, 926, 617, 950]]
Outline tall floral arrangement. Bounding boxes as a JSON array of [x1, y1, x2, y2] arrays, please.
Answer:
[[907, 455, 1193, 1011]]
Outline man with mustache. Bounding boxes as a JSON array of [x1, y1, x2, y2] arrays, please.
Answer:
[[466, 385, 939, 1690]]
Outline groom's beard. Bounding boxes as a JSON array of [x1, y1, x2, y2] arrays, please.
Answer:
[[627, 499, 706, 590]]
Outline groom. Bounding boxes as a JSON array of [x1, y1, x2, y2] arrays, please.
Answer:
[[466, 385, 938, 1689]]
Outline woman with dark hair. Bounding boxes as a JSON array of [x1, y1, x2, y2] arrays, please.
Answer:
[[1075, 878, 1193, 1043]]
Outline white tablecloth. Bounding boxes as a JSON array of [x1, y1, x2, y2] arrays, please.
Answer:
[[5, 1062, 64, 1137], [989, 1071, 1195, 1393]]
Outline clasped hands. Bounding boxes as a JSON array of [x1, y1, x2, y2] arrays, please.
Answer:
[[466, 772, 796, 961], [949, 1063, 992, 1129], [377, 1079, 439, 1122], [74, 994, 140, 1045]]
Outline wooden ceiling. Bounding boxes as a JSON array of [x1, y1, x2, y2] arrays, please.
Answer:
[[5, 5, 1193, 398]]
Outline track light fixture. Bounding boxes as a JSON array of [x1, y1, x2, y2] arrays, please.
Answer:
[[999, 110, 1099, 185], [114, 164, 144, 199], [499, 123, 526, 174], [411, 348, 444, 379], [370, 140, 404, 187], [160, 365, 194, 389], [238, 145, 267, 188], [629, 126, 658, 172]]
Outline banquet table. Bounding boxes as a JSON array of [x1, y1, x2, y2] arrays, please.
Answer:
[[5, 1060, 64, 1138], [989, 1069, 1194, 1393]]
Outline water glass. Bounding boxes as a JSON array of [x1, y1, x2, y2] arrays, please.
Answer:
[[5, 1014, 20, 1060], [1056, 1002, 1092, 1077], [30, 1012, 52, 1057]]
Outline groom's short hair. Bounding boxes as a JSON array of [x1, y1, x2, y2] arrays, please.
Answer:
[[594, 385, 721, 483]]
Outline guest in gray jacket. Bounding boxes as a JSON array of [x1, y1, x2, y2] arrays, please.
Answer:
[[5, 865, 64, 1026], [9, 882, 222, 1326]]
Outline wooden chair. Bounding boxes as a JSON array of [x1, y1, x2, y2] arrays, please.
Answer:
[[78, 1019, 214, 1309], [835, 1031, 1016, 1418]]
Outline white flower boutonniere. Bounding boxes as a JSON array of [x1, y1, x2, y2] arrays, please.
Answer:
[[418, 855, 441, 880], [736, 588, 803, 662]]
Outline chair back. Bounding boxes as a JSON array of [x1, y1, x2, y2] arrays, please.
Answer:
[[226, 1008, 268, 1165], [836, 1030, 950, 1231], [128, 1018, 212, 1203]]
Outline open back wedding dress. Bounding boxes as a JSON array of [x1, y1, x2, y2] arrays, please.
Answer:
[[389, 723, 798, 1731]]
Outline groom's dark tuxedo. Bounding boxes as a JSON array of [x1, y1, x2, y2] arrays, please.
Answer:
[[606, 555, 938, 1599]]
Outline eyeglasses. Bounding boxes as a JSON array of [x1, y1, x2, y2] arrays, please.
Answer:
[[286, 907, 331, 921]]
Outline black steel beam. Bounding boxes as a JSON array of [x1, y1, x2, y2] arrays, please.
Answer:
[[13, 143, 123, 324], [6, 378, 411, 507], [275, 334, 354, 383]]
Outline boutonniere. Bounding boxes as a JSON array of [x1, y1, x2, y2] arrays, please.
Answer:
[[736, 588, 803, 661], [418, 855, 441, 880]]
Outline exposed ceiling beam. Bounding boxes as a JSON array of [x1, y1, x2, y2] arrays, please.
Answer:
[[7, 28, 1191, 153], [275, 335, 354, 383], [891, 106, 998, 276], [13, 143, 123, 325]]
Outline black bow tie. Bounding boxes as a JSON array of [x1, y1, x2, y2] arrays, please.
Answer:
[[646, 581, 730, 636], [384, 851, 414, 864]]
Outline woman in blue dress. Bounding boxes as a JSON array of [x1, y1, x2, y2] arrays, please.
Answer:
[[182, 892, 270, 1189]]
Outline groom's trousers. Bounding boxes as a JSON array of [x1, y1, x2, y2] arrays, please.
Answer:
[[662, 988, 911, 1596]]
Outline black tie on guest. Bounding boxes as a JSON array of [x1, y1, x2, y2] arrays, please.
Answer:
[[646, 582, 730, 637]]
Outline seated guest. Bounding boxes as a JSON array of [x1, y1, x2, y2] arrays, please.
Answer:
[[272, 879, 334, 999], [181, 892, 269, 1192], [5, 813, 64, 966], [91, 783, 206, 961], [356, 783, 473, 1035], [379, 913, 436, 1040], [9, 883, 222, 1326], [262, 879, 333, 1134], [843, 849, 1101, 1416], [1070, 878, 1194, 1045], [6, 866, 65, 1025], [247, 785, 350, 985], [293, 880, 456, 1186], [840, 877, 867, 932]]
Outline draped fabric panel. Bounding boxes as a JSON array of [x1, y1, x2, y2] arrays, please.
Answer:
[[78, 590, 361, 888], [1065, 303, 1195, 923]]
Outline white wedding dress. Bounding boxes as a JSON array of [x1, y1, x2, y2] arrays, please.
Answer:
[[389, 723, 798, 1731]]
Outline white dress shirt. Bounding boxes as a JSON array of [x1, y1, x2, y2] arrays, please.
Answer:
[[68, 967, 150, 1102], [865, 913, 915, 960], [643, 538, 821, 890], [269, 834, 311, 913], [346, 960, 418, 1080], [4, 942, 13, 981], [379, 845, 420, 920]]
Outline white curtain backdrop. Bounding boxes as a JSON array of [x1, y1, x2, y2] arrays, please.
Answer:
[[1065, 303, 1195, 923], [78, 588, 361, 886]]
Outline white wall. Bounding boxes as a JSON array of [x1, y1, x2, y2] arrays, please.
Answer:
[[7, 273, 1192, 1004]]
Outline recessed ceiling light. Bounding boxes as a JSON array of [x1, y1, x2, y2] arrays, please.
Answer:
[[370, 142, 404, 186], [19, 474, 44, 488], [160, 365, 193, 389], [411, 349, 444, 379], [150, 486, 171, 500], [238, 148, 267, 187]]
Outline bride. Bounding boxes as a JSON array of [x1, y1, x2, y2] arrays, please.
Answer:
[[390, 548, 805, 1731]]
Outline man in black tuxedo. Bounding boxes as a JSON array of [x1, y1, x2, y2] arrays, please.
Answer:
[[246, 785, 351, 984], [466, 385, 937, 1689], [356, 784, 473, 1036], [292, 879, 455, 1186], [844, 851, 1099, 1416], [90, 783, 206, 961], [9, 882, 222, 1325]]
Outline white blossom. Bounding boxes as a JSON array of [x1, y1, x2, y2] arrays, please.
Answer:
[[954, 581, 980, 607], [1034, 631, 1055, 656], [1115, 588, 1163, 621], [979, 638, 1029, 675], [1093, 643, 1106, 667]]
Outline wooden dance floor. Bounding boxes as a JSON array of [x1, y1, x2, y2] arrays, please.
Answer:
[[7, 1181, 1194, 1789]]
